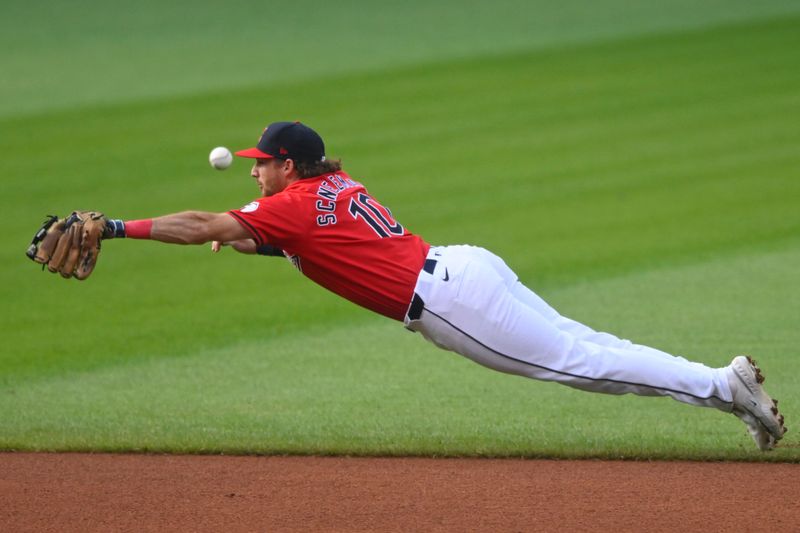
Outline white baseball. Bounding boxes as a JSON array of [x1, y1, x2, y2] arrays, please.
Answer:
[[209, 146, 233, 170]]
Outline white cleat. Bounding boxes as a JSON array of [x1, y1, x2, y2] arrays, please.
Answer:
[[726, 355, 787, 451]]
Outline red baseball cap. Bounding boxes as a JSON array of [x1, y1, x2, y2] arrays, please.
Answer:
[[235, 121, 325, 162]]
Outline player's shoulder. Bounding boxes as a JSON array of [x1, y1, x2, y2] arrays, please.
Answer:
[[232, 198, 265, 214]]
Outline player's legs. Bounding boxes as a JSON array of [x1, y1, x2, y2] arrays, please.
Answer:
[[407, 246, 733, 410], [480, 247, 696, 364]]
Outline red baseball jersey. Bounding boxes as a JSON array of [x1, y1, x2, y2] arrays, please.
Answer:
[[228, 171, 430, 321]]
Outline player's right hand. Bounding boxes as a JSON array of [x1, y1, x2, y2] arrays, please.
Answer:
[[211, 239, 258, 254]]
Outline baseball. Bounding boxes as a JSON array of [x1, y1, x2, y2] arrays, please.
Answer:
[[209, 146, 233, 170]]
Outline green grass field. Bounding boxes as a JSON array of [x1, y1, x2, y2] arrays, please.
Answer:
[[2, 1, 799, 460]]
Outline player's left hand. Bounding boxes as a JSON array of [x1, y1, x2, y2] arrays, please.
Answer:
[[26, 211, 110, 280]]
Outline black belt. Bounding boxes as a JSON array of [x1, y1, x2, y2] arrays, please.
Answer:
[[407, 293, 425, 321], [407, 259, 437, 321]]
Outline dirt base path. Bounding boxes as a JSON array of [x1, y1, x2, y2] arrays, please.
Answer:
[[1, 453, 797, 532]]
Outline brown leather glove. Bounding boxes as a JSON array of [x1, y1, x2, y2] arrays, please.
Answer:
[[26, 211, 110, 280]]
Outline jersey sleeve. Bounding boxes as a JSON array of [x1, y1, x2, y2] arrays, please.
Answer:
[[227, 194, 308, 248]]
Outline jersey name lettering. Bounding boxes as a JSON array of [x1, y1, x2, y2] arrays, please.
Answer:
[[315, 174, 360, 226]]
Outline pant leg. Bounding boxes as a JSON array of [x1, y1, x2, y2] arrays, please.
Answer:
[[480, 248, 697, 364], [407, 246, 732, 410]]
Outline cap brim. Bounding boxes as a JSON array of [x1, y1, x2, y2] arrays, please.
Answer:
[[234, 147, 274, 159]]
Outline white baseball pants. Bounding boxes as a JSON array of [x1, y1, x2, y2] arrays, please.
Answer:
[[405, 245, 733, 410]]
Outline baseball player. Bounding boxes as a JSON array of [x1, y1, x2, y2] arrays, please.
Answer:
[[29, 121, 787, 451]]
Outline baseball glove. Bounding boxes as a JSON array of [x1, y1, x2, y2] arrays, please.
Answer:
[[26, 211, 109, 280]]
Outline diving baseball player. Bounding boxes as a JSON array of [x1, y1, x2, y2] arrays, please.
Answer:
[[28, 121, 787, 451]]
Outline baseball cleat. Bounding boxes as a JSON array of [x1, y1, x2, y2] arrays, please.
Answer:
[[726, 355, 787, 451]]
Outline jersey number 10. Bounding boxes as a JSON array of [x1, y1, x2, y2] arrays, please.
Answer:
[[348, 193, 404, 238]]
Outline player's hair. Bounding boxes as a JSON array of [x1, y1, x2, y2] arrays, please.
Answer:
[[295, 158, 343, 179]]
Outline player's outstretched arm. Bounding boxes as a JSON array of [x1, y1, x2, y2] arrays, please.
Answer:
[[147, 211, 250, 245], [26, 210, 250, 280]]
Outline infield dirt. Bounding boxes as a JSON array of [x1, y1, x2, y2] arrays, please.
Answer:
[[2, 453, 797, 532]]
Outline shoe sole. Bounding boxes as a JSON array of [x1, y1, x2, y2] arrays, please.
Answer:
[[730, 356, 787, 450]]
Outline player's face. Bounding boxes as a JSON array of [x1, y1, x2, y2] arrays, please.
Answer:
[[252, 158, 290, 197]]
